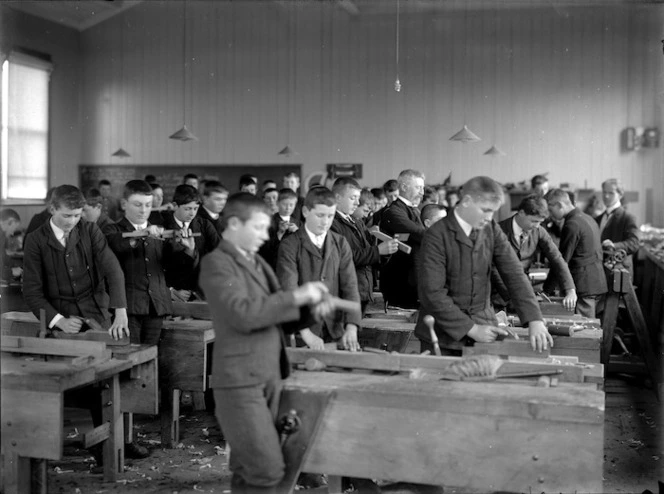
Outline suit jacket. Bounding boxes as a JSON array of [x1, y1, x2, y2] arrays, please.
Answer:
[[161, 215, 221, 291], [330, 212, 380, 302], [258, 212, 301, 270], [25, 208, 51, 236], [200, 239, 308, 388], [492, 215, 575, 301], [414, 214, 543, 351], [277, 228, 361, 340], [597, 206, 640, 274], [558, 208, 607, 297], [196, 207, 224, 236], [103, 217, 173, 316], [378, 198, 426, 308], [23, 220, 126, 324]]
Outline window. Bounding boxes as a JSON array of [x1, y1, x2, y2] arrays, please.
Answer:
[[1, 50, 51, 200]]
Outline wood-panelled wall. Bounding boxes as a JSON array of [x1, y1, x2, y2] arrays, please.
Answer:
[[3, 2, 663, 225]]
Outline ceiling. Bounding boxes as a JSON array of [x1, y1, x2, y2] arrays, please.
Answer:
[[4, 0, 662, 31]]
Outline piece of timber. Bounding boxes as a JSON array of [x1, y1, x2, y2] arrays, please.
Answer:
[[160, 319, 215, 447], [363, 309, 417, 321], [505, 324, 603, 363], [170, 301, 211, 320], [121, 229, 202, 239], [284, 371, 604, 493], [1, 335, 112, 362], [463, 340, 550, 359], [286, 348, 588, 383], [1, 350, 131, 492], [359, 318, 414, 353]]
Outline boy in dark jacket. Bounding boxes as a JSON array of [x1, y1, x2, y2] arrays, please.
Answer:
[[330, 177, 397, 316], [277, 186, 361, 351]]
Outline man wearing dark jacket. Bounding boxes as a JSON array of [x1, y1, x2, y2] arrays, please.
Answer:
[[330, 177, 397, 316], [378, 169, 426, 309], [415, 176, 552, 354], [545, 188, 608, 318]]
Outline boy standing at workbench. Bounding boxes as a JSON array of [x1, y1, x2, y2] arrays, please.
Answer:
[[199, 192, 331, 493], [277, 186, 362, 351], [103, 180, 174, 346]]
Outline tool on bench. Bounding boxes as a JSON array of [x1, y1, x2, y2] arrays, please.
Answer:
[[277, 409, 301, 447], [423, 315, 442, 356], [603, 247, 627, 270], [439, 354, 563, 382], [368, 226, 412, 254], [323, 295, 362, 316], [121, 229, 202, 240]]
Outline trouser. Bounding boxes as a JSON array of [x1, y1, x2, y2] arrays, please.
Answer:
[[213, 378, 285, 490], [128, 314, 164, 345], [575, 295, 598, 319]]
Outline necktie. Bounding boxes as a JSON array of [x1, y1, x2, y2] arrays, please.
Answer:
[[519, 231, 528, 246], [599, 211, 610, 234], [468, 229, 478, 243], [62, 232, 70, 248]]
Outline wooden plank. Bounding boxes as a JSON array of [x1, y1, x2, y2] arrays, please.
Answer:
[[111, 344, 158, 366], [463, 340, 551, 359], [100, 374, 124, 481], [83, 422, 111, 448], [170, 301, 211, 320], [286, 372, 603, 493], [287, 348, 586, 383], [1, 336, 111, 359], [1, 358, 98, 392], [1, 389, 63, 460], [360, 319, 414, 331], [120, 359, 159, 415], [162, 320, 215, 342], [1, 453, 31, 494]]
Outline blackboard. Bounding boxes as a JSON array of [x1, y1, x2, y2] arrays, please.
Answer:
[[79, 164, 302, 203]]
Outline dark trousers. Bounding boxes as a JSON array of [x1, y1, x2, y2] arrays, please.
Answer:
[[213, 378, 285, 489], [575, 295, 598, 319], [128, 314, 164, 345]]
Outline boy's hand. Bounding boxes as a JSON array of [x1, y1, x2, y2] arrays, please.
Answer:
[[56, 317, 84, 334], [528, 321, 554, 352], [278, 222, 288, 234], [562, 289, 577, 311], [311, 297, 335, 322], [341, 324, 360, 352], [300, 328, 325, 350], [177, 229, 196, 253], [287, 223, 299, 233], [467, 324, 509, 343], [293, 282, 329, 306], [378, 239, 399, 255], [145, 225, 164, 238], [108, 308, 130, 340], [171, 288, 192, 302], [11, 266, 23, 279]]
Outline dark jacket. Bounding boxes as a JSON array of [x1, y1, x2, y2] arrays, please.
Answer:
[[196, 207, 224, 237], [330, 212, 380, 302], [414, 214, 543, 351], [277, 227, 361, 340], [597, 206, 640, 275], [200, 240, 309, 388], [25, 208, 51, 236], [559, 208, 607, 297], [378, 198, 426, 309], [493, 215, 575, 302], [258, 212, 301, 270], [23, 220, 126, 325], [161, 215, 220, 291], [103, 217, 173, 316]]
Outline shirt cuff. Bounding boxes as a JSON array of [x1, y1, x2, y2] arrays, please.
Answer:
[[50, 314, 64, 329]]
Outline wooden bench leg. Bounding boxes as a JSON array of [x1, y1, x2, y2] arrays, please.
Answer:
[[327, 475, 343, 494], [160, 387, 181, 448], [124, 413, 133, 444], [30, 459, 47, 494], [2, 452, 31, 494], [101, 374, 124, 481]]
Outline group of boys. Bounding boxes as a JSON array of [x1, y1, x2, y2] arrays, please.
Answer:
[[2, 168, 639, 492]]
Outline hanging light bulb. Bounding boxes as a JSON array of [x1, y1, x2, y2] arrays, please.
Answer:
[[170, 0, 198, 142], [483, 145, 506, 156], [111, 147, 131, 158], [449, 125, 481, 143], [394, 77, 401, 92]]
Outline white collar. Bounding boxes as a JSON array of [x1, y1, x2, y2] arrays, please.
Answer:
[[454, 209, 473, 237], [49, 219, 68, 241], [174, 216, 190, 229], [203, 207, 219, 220], [606, 202, 621, 216], [512, 216, 525, 239], [304, 225, 327, 247], [398, 196, 414, 207], [279, 214, 291, 222], [338, 211, 354, 222], [129, 220, 148, 230]]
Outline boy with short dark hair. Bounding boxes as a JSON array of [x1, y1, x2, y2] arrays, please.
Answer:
[[183, 173, 199, 189], [421, 203, 447, 229], [277, 186, 362, 350], [199, 192, 331, 492], [258, 188, 301, 269], [25, 187, 55, 235], [162, 184, 220, 300], [197, 180, 228, 235], [0, 208, 23, 282], [103, 180, 173, 345], [331, 178, 397, 316], [262, 187, 279, 214], [82, 188, 115, 231], [239, 175, 258, 195], [98, 179, 123, 221]]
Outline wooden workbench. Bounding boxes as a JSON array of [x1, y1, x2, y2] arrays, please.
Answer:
[[1, 337, 133, 493], [282, 368, 604, 493], [160, 318, 215, 447]]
